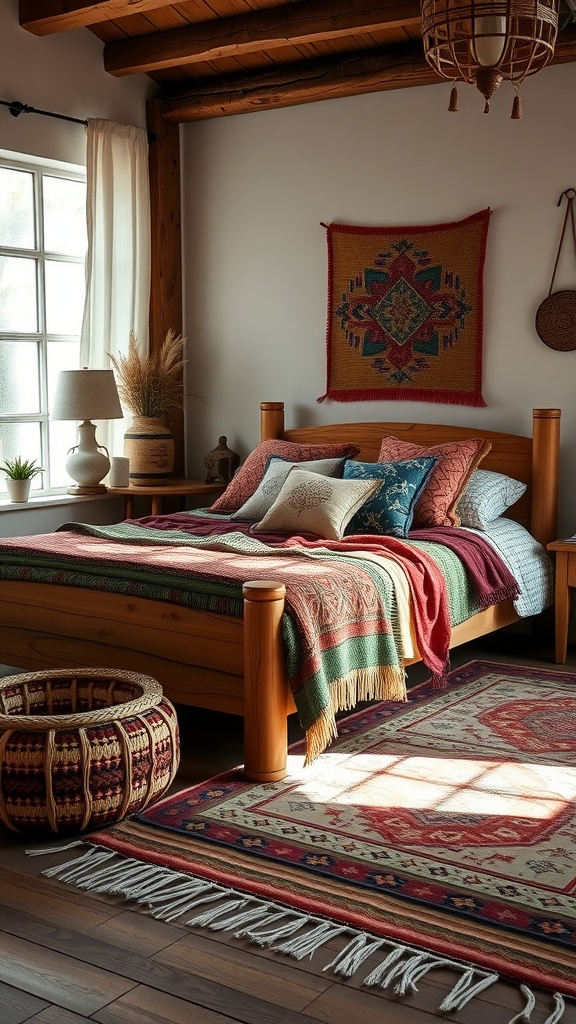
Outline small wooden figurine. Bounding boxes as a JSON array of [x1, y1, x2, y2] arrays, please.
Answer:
[[204, 435, 240, 484]]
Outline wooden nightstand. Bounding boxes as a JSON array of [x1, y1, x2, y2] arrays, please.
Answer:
[[546, 539, 576, 663], [106, 478, 225, 519]]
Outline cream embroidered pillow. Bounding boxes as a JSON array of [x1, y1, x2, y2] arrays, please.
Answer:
[[252, 467, 379, 540]]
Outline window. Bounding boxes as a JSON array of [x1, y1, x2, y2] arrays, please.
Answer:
[[0, 153, 86, 495]]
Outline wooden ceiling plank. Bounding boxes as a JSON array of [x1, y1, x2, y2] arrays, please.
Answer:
[[19, 0, 181, 35], [103, 0, 421, 75]]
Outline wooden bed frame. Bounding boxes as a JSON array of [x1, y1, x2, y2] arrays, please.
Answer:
[[0, 402, 560, 783]]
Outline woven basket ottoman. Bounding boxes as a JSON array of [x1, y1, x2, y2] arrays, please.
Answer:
[[0, 667, 180, 836]]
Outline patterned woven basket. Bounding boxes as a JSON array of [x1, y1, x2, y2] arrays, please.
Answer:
[[0, 668, 180, 836]]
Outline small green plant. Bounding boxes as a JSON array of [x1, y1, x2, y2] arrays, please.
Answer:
[[0, 457, 44, 480]]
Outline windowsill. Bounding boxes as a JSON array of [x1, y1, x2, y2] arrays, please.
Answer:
[[0, 492, 120, 512]]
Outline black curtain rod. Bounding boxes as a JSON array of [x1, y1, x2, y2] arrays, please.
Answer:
[[0, 100, 155, 142]]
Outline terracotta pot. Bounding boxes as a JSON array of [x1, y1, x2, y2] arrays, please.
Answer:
[[123, 416, 174, 486]]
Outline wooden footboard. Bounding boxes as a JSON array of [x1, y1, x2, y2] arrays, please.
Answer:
[[0, 577, 296, 782]]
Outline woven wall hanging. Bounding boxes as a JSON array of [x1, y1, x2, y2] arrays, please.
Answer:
[[535, 188, 576, 352], [319, 210, 491, 407]]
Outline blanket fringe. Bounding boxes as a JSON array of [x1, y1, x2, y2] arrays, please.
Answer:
[[28, 843, 571, 1021], [305, 665, 407, 764]]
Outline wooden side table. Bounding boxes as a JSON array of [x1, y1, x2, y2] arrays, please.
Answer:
[[546, 539, 576, 663], [106, 478, 225, 520]]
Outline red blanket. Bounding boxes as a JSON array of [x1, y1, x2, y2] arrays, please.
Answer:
[[408, 528, 521, 609]]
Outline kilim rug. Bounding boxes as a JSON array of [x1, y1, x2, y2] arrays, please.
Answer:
[[319, 210, 490, 406], [36, 660, 576, 1021]]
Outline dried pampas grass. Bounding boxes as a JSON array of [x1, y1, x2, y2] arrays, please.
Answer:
[[110, 329, 186, 418]]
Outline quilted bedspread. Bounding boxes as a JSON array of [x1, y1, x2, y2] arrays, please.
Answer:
[[0, 515, 520, 762]]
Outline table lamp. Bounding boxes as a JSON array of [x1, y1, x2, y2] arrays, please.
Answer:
[[52, 368, 123, 495]]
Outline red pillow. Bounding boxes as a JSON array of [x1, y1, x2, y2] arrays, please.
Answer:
[[209, 439, 360, 513], [377, 435, 491, 527]]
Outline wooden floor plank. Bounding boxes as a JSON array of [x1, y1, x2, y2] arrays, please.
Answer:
[[92, 909, 185, 958], [152, 931, 331, 1011], [92, 983, 245, 1024], [0, 979, 48, 1024], [22, 1007, 93, 1024], [0, 865, 123, 932], [0, 903, 329, 1024], [0, 932, 136, 1015]]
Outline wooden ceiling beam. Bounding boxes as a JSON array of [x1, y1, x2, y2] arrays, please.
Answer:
[[159, 44, 439, 121], [157, 23, 576, 121], [19, 0, 177, 35], [104, 0, 421, 76]]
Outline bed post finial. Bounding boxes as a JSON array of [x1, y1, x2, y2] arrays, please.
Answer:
[[260, 402, 285, 442]]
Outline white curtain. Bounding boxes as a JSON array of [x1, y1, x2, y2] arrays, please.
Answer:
[[80, 117, 151, 459]]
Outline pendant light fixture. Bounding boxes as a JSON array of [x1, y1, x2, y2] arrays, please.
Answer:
[[420, 0, 559, 118]]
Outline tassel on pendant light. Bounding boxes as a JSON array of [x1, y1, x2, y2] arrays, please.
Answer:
[[511, 90, 522, 119], [448, 83, 459, 112]]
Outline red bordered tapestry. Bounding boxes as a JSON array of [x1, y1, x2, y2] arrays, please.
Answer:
[[319, 209, 491, 407]]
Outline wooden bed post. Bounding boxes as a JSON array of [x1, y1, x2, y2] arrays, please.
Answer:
[[531, 408, 561, 548], [260, 402, 285, 441], [242, 580, 289, 782]]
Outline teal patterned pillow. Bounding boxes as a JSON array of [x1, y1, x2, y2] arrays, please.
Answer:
[[344, 457, 438, 537]]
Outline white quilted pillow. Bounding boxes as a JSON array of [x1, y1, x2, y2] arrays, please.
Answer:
[[456, 469, 527, 530]]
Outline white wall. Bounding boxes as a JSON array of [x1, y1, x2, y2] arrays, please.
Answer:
[[0, 1, 154, 535], [181, 64, 576, 537]]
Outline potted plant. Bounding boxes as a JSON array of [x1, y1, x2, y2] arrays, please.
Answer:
[[1, 457, 45, 503], [109, 329, 187, 486]]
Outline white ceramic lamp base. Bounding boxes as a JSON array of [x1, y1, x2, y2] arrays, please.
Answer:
[[65, 420, 110, 495]]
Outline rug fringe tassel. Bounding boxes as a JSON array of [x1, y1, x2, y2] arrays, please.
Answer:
[[28, 845, 570, 1018], [508, 984, 537, 1023], [272, 920, 348, 959], [544, 993, 566, 1024]]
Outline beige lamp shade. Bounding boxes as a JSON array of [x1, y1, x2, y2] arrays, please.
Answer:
[[52, 369, 123, 422]]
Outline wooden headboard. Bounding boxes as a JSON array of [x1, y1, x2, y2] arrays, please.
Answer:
[[259, 402, 561, 549]]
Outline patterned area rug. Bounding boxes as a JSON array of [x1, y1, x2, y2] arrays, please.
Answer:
[[320, 211, 490, 406], [39, 660, 576, 1019]]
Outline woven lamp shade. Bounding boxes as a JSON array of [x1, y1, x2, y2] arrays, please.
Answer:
[[421, 0, 558, 116]]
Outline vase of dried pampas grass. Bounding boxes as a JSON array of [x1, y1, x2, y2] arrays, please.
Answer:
[[110, 329, 185, 486]]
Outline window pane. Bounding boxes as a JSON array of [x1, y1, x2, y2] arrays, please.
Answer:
[[0, 167, 35, 249], [0, 341, 39, 414], [0, 255, 38, 331], [43, 175, 87, 256], [47, 341, 80, 406], [0, 422, 43, 494], [48, 418, 77, 489], [48, 342, 81, 488], [45, 260, 85, 335]]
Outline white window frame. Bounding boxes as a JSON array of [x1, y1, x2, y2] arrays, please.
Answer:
[[0, 149, 86, 497]]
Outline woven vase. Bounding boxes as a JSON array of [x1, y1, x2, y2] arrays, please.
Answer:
[[124, 415, 174, 486]]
